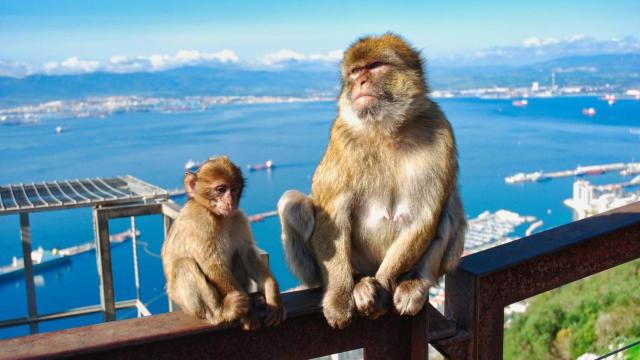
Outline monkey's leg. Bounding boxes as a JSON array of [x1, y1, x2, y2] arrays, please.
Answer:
[[168, 258, 228, 325], [393, 191, 466, 316], [277, 190, 322, 287]]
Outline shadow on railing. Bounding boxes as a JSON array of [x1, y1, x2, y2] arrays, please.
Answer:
[[1, 201, 639, 360]]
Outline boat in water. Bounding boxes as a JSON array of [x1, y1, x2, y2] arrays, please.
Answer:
[[581, 107, 596, 117], [184, 159, 201, 173], [247, 160, 274, 171], [0, 247, 70, 280], [58, 229, 139, 257], [0, 229, 139, 280], [512, 99, 528, 107], [601, 94, 616, 106]]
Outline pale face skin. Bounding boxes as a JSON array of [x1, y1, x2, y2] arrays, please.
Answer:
[[207, 181, 240, 217], [347, 61, 390, 114]]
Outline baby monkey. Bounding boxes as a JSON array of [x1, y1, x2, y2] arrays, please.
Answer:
[[162, 156, 284, 330]]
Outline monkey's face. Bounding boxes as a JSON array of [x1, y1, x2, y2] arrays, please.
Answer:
[[184, 156, 245, 217], [339, 34, 426, 129], [207, 180, 241, 217], [347, 61, 391, 115]]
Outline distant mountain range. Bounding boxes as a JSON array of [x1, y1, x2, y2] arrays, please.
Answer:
[[1, 53, 638, 107], [428, 53, 640, 90]]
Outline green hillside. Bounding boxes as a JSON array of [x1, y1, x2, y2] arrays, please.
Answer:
[[504, 259, 640, 359]]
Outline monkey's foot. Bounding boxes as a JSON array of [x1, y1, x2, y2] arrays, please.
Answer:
[[262, 302, 285, 327], [322, 287, 355, 329], [353, 276, 390, 319], [241, 309, 261, 331], [393, 279, 430, 316], [222, 291, 250, 322]]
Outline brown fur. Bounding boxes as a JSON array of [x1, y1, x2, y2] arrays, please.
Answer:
[[278, 34, 466, 328], [163, 156, 284, 330]]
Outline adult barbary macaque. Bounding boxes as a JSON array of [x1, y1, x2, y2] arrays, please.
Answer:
[[278, 34, 466, 329], [162, 156, 284, 330]]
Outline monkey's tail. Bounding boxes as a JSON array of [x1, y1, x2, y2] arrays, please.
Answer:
[[278, 190, 323, 287], [439, 189, 467, 275]]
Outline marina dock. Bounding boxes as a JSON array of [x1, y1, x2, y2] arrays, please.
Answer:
[[505, 162, 640, 184]]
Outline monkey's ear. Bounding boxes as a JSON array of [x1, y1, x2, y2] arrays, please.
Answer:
[[184, 172, 198, 198]]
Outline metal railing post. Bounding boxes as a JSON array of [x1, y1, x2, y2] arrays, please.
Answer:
[[20, 213, 39, 334], [130, 216, 142, 317], [93, 207, 116, 322], [162, 202, 179, 312]]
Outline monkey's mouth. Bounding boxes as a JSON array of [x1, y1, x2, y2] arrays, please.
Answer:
[[353, 94, 378, 109], [354, 94, 377, 101], [217, 206, 236, 216]]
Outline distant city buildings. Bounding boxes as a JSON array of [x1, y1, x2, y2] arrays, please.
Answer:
[[531, 81, 540, 92], [564, 179, 640, 220], [0, 95, 332, 125], [2, 69, 640, 125]]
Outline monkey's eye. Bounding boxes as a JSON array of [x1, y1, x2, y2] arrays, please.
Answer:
[[214, 185, 228, 194], [367, 61, 384, 70], [350, 67, 361, 76]]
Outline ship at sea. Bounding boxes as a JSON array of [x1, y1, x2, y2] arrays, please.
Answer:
[[0, 247, 70, 280], [0, 229, 138, 280]]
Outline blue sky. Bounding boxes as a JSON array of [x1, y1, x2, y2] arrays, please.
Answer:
[[1, 0, 639, 65]]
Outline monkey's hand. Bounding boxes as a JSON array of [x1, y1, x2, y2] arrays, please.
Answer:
[[222, 291, 250, 322], [240, 307, 261, 331], [393, 279, 431, 316], [322, 286, 355, 329], [263, 294, 286, 327], [353, 276, 390, 319]]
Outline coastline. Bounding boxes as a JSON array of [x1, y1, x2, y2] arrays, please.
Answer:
[[1, 92, 638, 126]]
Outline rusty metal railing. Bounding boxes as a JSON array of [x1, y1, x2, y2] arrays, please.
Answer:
[[446, 201, 640, 358], [0, 201, 638, 359]]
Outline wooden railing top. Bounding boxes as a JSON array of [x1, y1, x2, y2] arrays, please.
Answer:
[[0, 288, 461, 360], [1, 201, 639, 360]]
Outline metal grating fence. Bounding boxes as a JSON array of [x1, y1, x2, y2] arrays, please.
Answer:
[[0, 175, 169, 214], [0, 175, 177, 335]]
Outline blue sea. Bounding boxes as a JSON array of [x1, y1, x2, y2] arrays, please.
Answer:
[[1, 97, 639, 339]]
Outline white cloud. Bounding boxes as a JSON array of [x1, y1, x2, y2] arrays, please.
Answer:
[[522, 37, 559, 48], [0, 59, 34, 78], [43, 56, 100, 75], [431, 34, 640, 67], [568, 34, 588, 43], [260, 50, 307, 65], [258, 49, 343, 67], [308, 49, 343, 62], [35, 49, 240, 76], [107, 49, 239, 73]]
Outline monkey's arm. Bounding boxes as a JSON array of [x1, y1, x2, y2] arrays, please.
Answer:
[[234, 214, 284, 326], [376, 148, 456, 290], [311, 192, 356, 328], [195, 251, 244, 295], [236, 216, 281, 303], [239, 244, 284, 326]]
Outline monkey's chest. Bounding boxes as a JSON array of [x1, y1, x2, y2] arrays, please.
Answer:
[[351, 197, 413, 271], [212, 229, 240, 261]]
